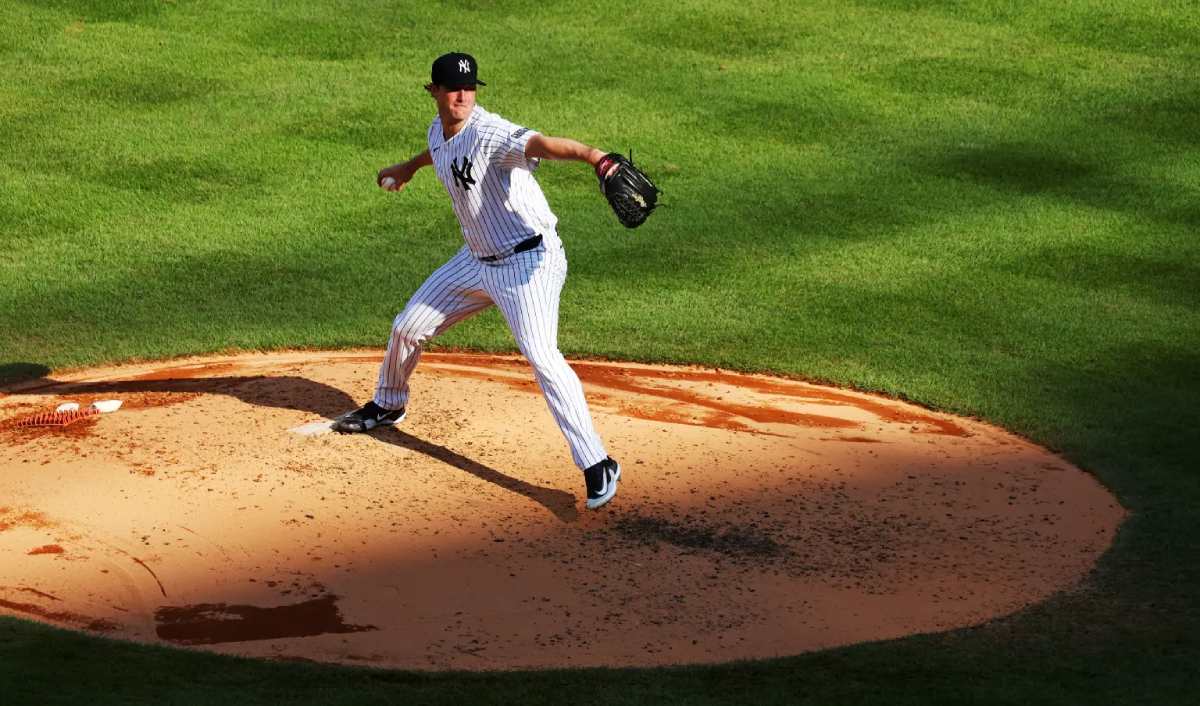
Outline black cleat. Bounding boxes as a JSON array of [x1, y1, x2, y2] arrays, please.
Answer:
[[584, 457, 621, 510], [332, 401, 406, 433]]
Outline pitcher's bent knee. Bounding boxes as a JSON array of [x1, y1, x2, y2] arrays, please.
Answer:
[[389, 309, 438, 349]]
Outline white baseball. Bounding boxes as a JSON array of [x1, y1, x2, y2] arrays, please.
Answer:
[[381, 176, 397, 190]]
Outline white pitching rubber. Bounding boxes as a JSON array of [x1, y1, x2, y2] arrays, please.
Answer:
[[289, 420, 335, 437], [91, 400, 123, 413], [56, 402, 80, 413]]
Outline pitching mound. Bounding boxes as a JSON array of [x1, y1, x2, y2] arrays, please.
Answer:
[[0, 351, 1123, 670]]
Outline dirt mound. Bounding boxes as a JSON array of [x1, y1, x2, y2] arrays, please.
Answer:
[[0, 351, 1124, 669]]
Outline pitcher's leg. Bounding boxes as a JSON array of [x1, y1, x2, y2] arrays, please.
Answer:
[[486, 247, 608, 469], [521, 342, 608, 469], [375, 248, 491, 409]]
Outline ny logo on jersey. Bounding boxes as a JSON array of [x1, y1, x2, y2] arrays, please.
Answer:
[[450, 156, 476, 191], [458, 59, 470, 73]]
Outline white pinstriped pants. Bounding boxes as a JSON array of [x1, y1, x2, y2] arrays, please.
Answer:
[[373, 243, 608, 470]]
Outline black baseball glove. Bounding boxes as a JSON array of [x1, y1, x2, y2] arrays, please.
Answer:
[[595, 151, 660, 228]]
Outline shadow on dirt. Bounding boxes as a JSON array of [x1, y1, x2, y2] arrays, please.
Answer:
[[1, 374, 357, 419], [613, 513, 785, 559], [378, 429, 580, 524], [2, 366, 579, 521]]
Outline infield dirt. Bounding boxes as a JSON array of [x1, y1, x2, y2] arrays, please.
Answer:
[[0, 351, 1123, 669]]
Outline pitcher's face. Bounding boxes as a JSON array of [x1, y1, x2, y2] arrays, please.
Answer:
[[433, 84, 476, 123]]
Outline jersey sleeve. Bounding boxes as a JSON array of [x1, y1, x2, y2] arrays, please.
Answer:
[[486, 118, 540, 170], [427, 119, 440, 152]]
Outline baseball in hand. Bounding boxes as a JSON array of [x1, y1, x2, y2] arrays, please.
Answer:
[[381, 176, 397, 190]]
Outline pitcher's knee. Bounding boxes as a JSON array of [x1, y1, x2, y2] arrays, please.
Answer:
[[390, 310, 435, 349], [523, 347, 569, 379]]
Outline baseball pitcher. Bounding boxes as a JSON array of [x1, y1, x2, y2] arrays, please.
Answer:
[[334, 52, 657, 510]]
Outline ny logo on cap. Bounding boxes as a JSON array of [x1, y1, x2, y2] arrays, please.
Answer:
[[458, 59, 470, 73]]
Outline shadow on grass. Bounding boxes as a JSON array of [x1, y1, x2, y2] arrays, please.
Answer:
[[1020, 342, 1199, 501], [65, 69, 226, 108], [1105, 88, 1200, 147], [374, 429, 579, 524], [608, 137, 1200, 298], [916, 142, 1200, 228], [0, 363, 51, 387]]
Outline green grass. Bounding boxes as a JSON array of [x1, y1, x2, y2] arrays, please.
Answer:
[[2, 0, 1198, 703]]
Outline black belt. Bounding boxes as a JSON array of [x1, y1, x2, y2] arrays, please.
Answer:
[[478, 235, 543, 262]]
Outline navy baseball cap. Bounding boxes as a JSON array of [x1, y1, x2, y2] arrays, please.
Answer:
[[431, 52, 486, 88]]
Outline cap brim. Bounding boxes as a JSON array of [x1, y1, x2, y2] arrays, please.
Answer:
[[442, 79, 485, 88]]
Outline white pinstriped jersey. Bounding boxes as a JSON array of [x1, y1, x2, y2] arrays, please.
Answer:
[[428, 105, 560, 258]]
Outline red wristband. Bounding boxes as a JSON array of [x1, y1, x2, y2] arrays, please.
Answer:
[[595, 155, 616, 178]]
